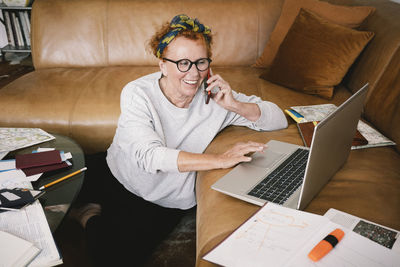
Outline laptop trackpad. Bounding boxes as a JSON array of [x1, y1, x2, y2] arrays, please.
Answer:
[[248, 150, 285, 169]]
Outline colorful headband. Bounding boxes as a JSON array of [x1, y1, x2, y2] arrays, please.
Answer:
[[156, 14, 211, 58]]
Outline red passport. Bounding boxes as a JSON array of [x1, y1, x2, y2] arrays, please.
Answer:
[[297, 121, 368, 147], [21, 162, 70, 176], [15, 150, 62, 169]]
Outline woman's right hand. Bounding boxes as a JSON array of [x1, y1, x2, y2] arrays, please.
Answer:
[[177, 141, 267, 172], [216, 141, 267, 169]]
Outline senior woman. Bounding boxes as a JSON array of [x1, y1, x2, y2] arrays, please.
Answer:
[[76, 14, 287, 266]]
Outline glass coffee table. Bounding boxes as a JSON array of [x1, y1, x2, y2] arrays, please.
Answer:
[[9, 133, 85, 232]]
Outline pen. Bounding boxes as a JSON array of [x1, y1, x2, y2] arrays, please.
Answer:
[[39, 167, 87, 190], [308, 228, 344, 262]]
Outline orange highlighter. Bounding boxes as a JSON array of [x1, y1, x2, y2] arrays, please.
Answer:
[[308, 228, 345, 262]]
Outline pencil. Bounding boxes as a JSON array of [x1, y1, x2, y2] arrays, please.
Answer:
[[0, 206, 20, 211], [39, 167, 87, 190]]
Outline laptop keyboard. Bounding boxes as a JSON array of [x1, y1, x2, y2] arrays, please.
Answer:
[[247, 148, 309, 205]]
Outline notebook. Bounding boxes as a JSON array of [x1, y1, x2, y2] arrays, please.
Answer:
[[297, 121, 368, 147], [211, 84, 368, 210]]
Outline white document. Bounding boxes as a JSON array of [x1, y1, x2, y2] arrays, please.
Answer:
[[0, 201, 63, 267], [0, 179, 62, 266], [0, 230, 41, 267], [203, 203, 400, 267], [324, 208, 400, 254]]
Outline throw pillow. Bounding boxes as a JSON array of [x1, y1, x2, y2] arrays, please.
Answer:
[[261, 8, 374, 99], [254, 0, 375, 68]]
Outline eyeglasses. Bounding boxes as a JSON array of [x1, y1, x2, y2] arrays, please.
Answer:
[[163, 58, 212, 72]]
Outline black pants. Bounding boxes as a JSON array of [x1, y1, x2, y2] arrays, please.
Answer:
[[79, 153, 188, 267]]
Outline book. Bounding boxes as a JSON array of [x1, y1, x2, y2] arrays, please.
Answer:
[[23, 11, 30, 34], [285, 109, 304, 123], [203, 203, 400, 266], [0, 230, 41, 267], [7, 10, 19, 47], [289, 104, 396, 150], [297, 121, 368, 148], [324, 208, 400, 254], [11, 12, 23, 47], [3, 11, 15, 46], [17, 11, 30, 46], [21, 160, 70, 176]]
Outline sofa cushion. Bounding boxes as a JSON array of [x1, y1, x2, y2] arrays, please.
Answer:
[[261, 9, 374, 99], [253, 0, 375, 68], [327, 0, 400, 152]]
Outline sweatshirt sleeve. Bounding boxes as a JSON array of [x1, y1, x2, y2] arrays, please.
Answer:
[[222, 91, 288, 131], [111, 83, 180, 174]]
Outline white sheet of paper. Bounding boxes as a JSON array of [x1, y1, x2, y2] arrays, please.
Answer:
[[204, 204, 327, 267], [0, 169, 27, 186], [0, 159, 16, 172]]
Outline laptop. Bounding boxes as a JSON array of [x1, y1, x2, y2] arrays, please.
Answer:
[[212, 84, 369, 210]]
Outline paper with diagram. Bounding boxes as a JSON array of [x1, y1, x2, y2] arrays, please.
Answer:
[[203, 203, 400, 266]]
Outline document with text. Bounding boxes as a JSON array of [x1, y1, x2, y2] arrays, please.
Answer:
[[0, 199, 62, 266]]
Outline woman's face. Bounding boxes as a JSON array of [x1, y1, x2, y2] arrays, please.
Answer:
[[159, 36, 209, 100]]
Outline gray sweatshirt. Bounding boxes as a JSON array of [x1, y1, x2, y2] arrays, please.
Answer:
[[106, 72, 287, 209]]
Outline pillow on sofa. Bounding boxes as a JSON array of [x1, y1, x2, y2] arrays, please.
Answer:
[[253, 0, 375, 68], [261, 8, 374, 99]]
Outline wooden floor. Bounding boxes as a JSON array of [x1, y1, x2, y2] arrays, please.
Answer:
[[0, 56, 197, 267]]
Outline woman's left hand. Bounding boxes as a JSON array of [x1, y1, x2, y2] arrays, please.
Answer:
[[206, 71, 261, 122], [206, 74, 237, 111]]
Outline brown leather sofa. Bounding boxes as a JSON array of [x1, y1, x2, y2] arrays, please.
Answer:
[[0, 0, 399, 266]]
